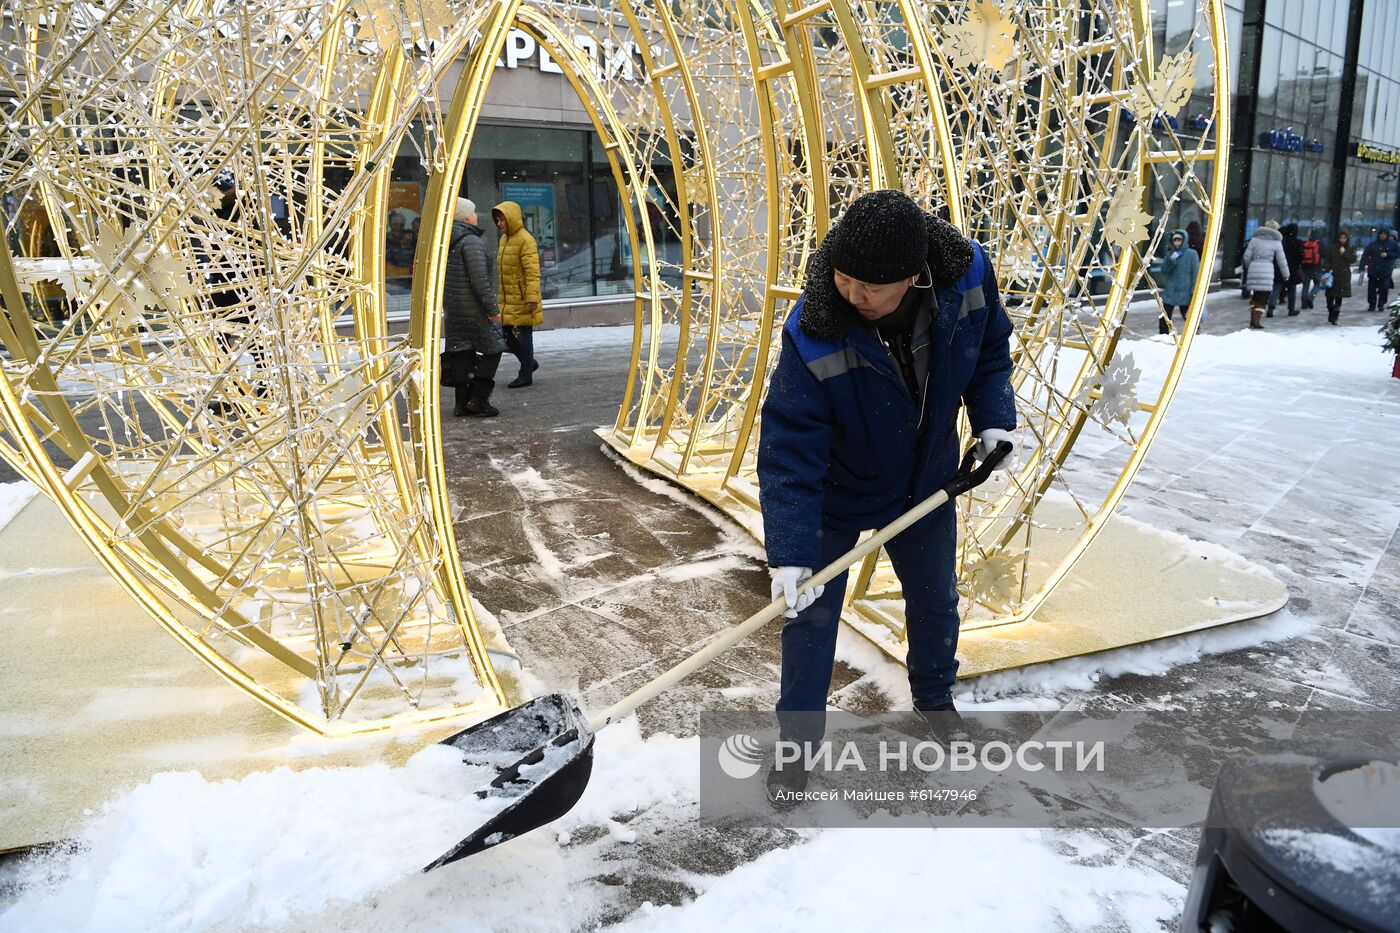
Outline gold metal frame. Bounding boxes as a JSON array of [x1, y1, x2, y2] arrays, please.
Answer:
[[0, 0, 1228, 732]]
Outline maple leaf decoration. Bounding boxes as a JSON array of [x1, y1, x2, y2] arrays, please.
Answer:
[[1000, 240, 1040, 280], [1076, 352, 1142, 427], [943, 0, 1018, 72], [1127, 48, 1199, 122], [684, 169, 709, 206], [89, 219, 197, 326], [356, 0, 452, 50], [1104, 182, 1152, 247], [967, 553, 1020, 604]]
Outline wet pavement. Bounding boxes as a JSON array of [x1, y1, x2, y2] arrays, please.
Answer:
[[432, 288, 1400, 925]]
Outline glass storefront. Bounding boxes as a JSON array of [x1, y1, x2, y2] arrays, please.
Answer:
[[462, 123, 669, 301], [1341, 0, 1400, 250], [381, 120, 681, 309], [1238, 0, 1349, 238]]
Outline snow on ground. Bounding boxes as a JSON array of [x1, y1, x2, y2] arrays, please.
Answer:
[[598, 445, 765, 562], [531, 323, 679, 357], [2, 322, 1395, 930], [1126, 320, 1390, 386], [617, 827, 1183, 932], [1, 714, 1187, 933], [1, 745, 498, 931], [0, 719, 695, 933], [0, 481, 37, 534], [954, 610, 1315, 705]]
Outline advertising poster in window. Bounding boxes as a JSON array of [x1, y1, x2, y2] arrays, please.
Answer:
[[501, 182, 557, 267], [385, 181, 421, 277]]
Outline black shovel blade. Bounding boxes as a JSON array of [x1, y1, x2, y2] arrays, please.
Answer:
[[423, 692, 595, 871]]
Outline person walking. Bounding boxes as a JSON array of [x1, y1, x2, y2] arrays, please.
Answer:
[[1324, 230, 1358, 325], [1157, 229, 1200, 335], [756, 190, 1017, 806], [1300, 229, 1323, 309], [1278, 223, 1304, 316], [1361, 228, 1399, 313], [492, 200, 542, 388], [443, 198, 506, 417], [1186, 219, 1205, 256], [1240, 220, 1288, 330], [202, 170, 270, 413]]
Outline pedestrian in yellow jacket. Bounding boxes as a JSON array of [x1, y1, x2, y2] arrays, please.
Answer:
[[492, 200, 542, 388]]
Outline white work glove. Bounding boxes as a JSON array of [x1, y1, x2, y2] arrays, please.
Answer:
[[974, 428, 1017, 471], [770, 566, 823, 619]]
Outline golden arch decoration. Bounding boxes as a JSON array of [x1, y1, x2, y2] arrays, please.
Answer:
[[0, 0, 1227, 732]]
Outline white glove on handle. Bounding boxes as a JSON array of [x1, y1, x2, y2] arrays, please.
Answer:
[[770, 566, 823, 619], [974, 428, 1017, 472]]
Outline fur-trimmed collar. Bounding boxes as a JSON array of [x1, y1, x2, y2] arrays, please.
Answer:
[[798, 213, 975, 340]]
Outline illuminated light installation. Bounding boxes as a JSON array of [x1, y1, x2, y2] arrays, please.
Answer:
[[0, 0, 1226, 731]]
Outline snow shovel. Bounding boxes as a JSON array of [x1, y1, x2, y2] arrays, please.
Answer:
[[423, 441, 1012, 870]]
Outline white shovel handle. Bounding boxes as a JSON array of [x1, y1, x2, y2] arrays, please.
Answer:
[[586, 440, 1011, 732], [587, 487, 953, 732]]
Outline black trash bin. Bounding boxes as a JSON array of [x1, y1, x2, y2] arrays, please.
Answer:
[[1181, 755, 1400, 933]]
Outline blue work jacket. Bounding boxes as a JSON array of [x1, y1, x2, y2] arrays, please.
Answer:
[[758, 241, 1016, 568]]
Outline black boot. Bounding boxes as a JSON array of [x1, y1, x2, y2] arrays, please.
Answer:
[[765, 760, 810, 811], [917, 702, 974, 748], [464, 377, 498, 417], [508, 359, 539, 389], [452, 386, 469, 417]]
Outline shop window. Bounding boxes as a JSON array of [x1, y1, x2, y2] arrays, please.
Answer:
[[462, 123, 679, 301]]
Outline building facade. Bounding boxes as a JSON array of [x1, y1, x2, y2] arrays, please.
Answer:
[[1212, 0, 1400, 271], [382, 1, 1400, 319], [384, 26, 673, 328]]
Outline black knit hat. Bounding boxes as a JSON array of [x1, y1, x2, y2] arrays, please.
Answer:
[[828, 189, 929, 284]]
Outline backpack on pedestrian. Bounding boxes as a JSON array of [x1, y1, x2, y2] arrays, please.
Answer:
[[1302, 239, 1321, 266]]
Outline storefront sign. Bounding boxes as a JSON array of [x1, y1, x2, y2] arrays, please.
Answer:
[[1259, 128, 1303, 152], [495, 29, 644, 83], [1354, 141, 1400, 166]]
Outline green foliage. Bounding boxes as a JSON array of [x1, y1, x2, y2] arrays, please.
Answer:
[[1382, 304, 1400, 355]]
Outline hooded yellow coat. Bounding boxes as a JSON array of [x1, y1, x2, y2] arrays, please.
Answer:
[[492, 201, 543, 327]]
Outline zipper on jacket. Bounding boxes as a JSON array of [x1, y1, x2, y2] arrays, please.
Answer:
[[865, 322, 926, 432]]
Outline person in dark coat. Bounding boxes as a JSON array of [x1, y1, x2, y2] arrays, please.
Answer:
[[1278, 223, 1305, 315], [202, 170, 271, 413], [1156, 229, 1200, 335], [443, 198, 507, 417], [1324, 230, 1358, 325], [757, 190, 1016, 805], [1240, 221, 1288, 330], [1186, 219, 1205, 256], [1361, 228, 1400, 312]]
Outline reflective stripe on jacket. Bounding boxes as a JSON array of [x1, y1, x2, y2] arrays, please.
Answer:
[[757, 242, 1016, 568]]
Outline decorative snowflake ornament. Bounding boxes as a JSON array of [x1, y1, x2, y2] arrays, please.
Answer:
[[943, 0, 1019, 72], [1077, 351, 1142, 426]]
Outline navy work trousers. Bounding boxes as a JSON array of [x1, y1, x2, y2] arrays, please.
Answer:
[[776, 500, 960, 743]]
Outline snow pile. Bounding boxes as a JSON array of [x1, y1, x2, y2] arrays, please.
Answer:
[[1127, 324, 1390, 386], [0, 716, 699, 932], [1, 745, 500, 931], [0, 480, 38, 533], [1315, 760, 1400, 852], [617, 827, 1182, 932], [956, 610, 1313, 704]]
